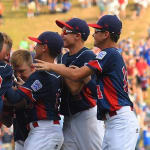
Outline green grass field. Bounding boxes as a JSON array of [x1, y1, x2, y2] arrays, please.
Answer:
[[1, 0, 150, 50]]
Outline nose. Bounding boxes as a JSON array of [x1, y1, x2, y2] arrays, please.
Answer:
[[92, 33, 95, 37], [61, 32, 64, 37]]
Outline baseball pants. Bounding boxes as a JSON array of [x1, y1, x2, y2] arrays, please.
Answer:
[[102, 106, 140, 150], [15, 140, 24, 150], [61, 106, 104, 150], [24, 120, 64, 150]]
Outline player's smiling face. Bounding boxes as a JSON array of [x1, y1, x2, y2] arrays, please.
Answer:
[[93, 29, 108, 48], [61, 27, 77, 48]]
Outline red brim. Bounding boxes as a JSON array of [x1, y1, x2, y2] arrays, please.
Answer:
[[88, 24, 103, 29], [28, 37, 42, 44], [56, 20, 73, 30]]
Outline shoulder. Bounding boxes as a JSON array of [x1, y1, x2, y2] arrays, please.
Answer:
[[78, 48, 96, 58], [0, 62, 13, 77], [44, 71, 61, 79]]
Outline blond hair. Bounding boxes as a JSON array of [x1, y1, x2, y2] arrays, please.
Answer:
[[11, 50, 33, 67]]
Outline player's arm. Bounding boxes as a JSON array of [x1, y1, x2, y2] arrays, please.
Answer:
[[34, 59, 93, 81], [64, 78, 84, 95], [4, 88, 30, 104]]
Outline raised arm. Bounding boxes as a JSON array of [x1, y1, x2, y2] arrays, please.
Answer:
[[34, 59, 93, 81]]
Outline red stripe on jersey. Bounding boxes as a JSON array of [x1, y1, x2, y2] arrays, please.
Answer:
[[18, 86, 36, 102], [35, 102, 47, 120], [88, 60, 102, 72], [82, 87, 96, 107], [103, 77, 121, 111]]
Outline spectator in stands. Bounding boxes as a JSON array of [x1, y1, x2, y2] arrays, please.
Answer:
[[12, 0, 20, 11], [143, 124, 150, 150], [1, 126, 13, 150], [118, 0, 128, 18], [48, 0, 57, 13], [78, 0, 92, 8], [97, 0, 106, 17], [0, 0, 4, 25], [61, 0, 71, 13]]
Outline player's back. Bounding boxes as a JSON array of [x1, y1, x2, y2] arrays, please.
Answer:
[[87, 48, 133, 119]]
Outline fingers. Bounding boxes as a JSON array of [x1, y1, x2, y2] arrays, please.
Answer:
[[34, 59, 45, 63], [16, 77, 25, 85]]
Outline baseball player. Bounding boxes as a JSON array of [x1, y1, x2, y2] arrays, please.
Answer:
[[0, 32, 13, 114], [10, 50, 35, 150], [56, 18, 104, 150], [4, 31, 64, 150], [34, 15, 140, 150]]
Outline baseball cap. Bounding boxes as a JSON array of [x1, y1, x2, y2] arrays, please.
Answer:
[[28, 31, 64, 55], [56, 18, 90, 41], [88, 15, 122, 35]]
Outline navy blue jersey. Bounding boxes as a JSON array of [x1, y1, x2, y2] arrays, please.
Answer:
[[13, 109, 29, 141], [6, 71, 61, 123], [60, 47, 97, 115], [0, 61, 13, 96], [0, 62, 13, 112], [86, 48, 133, 120]]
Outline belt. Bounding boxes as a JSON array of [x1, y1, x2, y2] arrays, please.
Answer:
[[103, 106, 134, 120], [27, 120, 60, 130]]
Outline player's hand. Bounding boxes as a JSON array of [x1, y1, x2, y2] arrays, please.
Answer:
[[15, 77, 25, 86], [34, 59, 52, 71]]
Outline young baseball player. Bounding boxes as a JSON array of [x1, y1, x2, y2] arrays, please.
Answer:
[[56, 18, 104, 150], [4, 31, 64, 150], [10, 50, 35, 150], [0, 32, 13, 113], [34, 15, 140, 150]]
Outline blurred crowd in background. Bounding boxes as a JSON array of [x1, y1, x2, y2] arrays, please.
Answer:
[[1, 0, 150, 19], [1, 0, 150, 150]]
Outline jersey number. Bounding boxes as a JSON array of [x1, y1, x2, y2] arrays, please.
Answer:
[[97, 85, 103, 99], [122, 66, 128, 93]]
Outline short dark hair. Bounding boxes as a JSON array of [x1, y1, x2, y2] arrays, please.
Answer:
[[48, 47, 62, 58], [0, 32, 4, 52], [109, 32, 120, 43]]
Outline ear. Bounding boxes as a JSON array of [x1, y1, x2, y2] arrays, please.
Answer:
[[42, 44, 48, 52], [104, 31, 110, 38], [75, 33, 82, 40]]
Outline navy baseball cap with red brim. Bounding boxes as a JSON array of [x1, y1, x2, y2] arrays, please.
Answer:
[[28, 31, 64, 55], [56, 20, 73, 30], [28, 37, 42, 44], [88, 15, 122, 35], [55, 18, 90, 41]]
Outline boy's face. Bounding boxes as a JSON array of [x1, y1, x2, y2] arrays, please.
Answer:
[[13, 62, 34, 82]]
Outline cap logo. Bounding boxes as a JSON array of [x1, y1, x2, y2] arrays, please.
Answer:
[[104, 24, 109, 27], [76, 26, 79, 30]]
